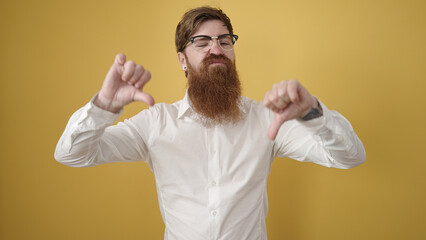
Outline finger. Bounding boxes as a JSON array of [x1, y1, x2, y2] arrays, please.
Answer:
[[129, 64, 144, 85], [134, 70, 151, 89], [280, 103, 302, 121], [287, 79, 300, 103], [267, 93, 285, 112], [133, 91, 155, 106], [265, 86, 278, 107], [263, 91, 272, 107], [113, 53, 126, 75], [275, 82, 291, 109], [264, 91, 279, 112], [264, 86, 281, 108], [115, 53, 126, 65], [268, 114, 286, 140], [268, 91, 291, 113], [122, 61, 136, 82]]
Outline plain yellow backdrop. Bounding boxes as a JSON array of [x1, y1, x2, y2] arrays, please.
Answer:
[[1, 0, 425, 239]]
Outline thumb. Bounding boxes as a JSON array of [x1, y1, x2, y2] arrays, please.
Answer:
[[133, 91, 155, 107], [268, 114, 286, 140]]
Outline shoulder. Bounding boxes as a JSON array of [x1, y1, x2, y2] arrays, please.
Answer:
[[149, 100, 181, 115], [134, 100, 182, 120]]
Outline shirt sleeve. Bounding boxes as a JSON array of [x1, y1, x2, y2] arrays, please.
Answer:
[[54, 95, 152, 168], [272, 99, 366, 169]]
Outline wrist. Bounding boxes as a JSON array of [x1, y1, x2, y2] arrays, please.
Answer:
[[94, 93, 121, 113], [300, 97, 323, 121]]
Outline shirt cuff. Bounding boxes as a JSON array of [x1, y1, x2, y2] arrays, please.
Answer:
[[83, 93, 123, 127]]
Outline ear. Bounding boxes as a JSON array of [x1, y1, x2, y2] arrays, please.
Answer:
[[177, 52, 187, 70]]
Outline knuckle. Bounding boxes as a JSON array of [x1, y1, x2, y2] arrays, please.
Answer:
[[135, 64, 144, 71], [263, 95, 270, 104], [122, 69, 131, 77], [290, 79, 300, 88], [267, 93, 276, 101], [125, 60, 136, 69], [272, 97, 281, 105], [121, 72, 129, 80], [278, 81, 287, 91], [265, 90, 272, 96], [264, 94, 273, 103]]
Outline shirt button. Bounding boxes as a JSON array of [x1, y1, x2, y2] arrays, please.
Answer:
[[211, 149, 216, 155], [211, 181, 217, 186], [212, 210, 217, 216]]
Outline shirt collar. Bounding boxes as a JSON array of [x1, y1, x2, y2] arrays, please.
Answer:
[[177, 90, 192, 119]]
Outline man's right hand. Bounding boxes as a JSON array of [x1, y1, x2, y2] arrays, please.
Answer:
[[94, 53, 155, 113]]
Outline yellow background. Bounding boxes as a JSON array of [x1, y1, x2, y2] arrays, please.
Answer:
[[1, 0, 425, 239]]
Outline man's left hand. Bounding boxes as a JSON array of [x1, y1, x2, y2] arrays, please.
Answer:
[[263, 79, 317, 140]]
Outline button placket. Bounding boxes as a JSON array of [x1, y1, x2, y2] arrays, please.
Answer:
[[206, 127, 221, 235]]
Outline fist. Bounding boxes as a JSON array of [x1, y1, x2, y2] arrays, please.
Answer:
[[263, 79, 316, 140], [95, 53, 154, 113]]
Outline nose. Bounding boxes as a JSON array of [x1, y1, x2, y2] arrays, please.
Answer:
[[208, 39, 223, 55]]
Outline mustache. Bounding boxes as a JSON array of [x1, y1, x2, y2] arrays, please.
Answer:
[[202, 54, 232, 65]]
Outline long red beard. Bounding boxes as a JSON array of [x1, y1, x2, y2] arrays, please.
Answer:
[[187, 54, 242, 125]]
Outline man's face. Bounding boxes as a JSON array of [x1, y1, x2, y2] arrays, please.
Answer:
[[178, 19, 235, 72]]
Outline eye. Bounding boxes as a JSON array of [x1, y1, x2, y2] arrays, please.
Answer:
[[193, 37, 211, 47], [219, 36, 234, 46], [196, 42, 209, 47]]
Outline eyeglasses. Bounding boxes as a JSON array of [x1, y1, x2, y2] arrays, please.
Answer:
[[185, 34, 238, 52]]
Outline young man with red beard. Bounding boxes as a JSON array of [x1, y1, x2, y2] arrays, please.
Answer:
[[55, 6, 366, 240]]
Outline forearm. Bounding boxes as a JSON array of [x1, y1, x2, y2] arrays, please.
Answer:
[[54, 96, 148, 167], [304, 108, 365, 169], [54, 98, 120, 167], [275, 101, 366, 169]]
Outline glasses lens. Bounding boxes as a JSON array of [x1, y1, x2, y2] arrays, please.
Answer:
[[218, 35, 235, 50], [193, 36, 211, 51]]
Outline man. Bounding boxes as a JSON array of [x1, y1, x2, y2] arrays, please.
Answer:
[[55, 6, 365, 240]]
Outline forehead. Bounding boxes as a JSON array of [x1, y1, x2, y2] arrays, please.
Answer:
[[193, 19, 230, 36]]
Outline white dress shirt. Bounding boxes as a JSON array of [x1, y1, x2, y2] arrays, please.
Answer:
[[55, 93, 365, 240]]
